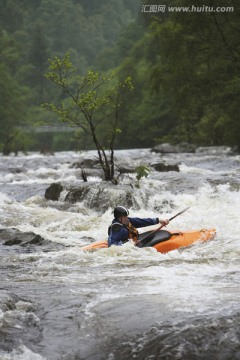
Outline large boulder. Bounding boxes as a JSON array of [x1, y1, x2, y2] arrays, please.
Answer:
[[65, 182, 134, 211], [45, 183, 63, 201], [64, 182, 92, 203]]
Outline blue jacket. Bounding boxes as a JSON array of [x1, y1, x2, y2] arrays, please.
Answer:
[[108, 217, 159, 246]]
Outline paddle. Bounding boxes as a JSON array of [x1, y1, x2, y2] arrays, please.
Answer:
[[135, 207, 190, 247]]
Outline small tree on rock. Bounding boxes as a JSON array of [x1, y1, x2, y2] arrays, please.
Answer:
[[42, 53, 133, 181]]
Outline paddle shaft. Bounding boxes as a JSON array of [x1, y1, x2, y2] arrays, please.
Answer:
[[136, 207, 190, 246], [168, 207, 190, 222]]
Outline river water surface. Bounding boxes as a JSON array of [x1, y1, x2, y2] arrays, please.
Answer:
[[0, 149, 240, 360]]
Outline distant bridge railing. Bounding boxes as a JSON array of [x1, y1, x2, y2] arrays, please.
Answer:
[[20, 126, 78, 133]]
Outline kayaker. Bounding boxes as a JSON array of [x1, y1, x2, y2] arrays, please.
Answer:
[[108, 206, 169, 246]]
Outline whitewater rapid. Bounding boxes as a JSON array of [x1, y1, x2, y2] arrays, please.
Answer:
[[0, 150, 239, 360]]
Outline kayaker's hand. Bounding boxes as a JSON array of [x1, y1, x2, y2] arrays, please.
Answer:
[[159, 219, 169, 226]]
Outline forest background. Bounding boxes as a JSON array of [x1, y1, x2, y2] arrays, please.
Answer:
[[0, 0, 239, 154]]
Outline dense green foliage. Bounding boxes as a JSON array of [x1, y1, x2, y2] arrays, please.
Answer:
[[0, 0, 239, 153], [0, 0, 139, 152], [116, 0, 240, 148], [0, 25, 32, 154]]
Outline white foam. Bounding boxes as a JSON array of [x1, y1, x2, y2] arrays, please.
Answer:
[[1, 151, 240, 326], [0, 345, 46, 360]]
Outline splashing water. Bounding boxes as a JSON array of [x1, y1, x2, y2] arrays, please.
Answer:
[[0, 150, 239, 360]]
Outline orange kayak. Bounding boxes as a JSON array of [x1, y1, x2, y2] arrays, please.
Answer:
[[81, 228, 216, 253]]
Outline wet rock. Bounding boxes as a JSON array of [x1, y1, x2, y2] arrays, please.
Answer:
[[65, 183, 91, 203], [45, 182, 63, 201], [65, 182, 134, 211], [0, 228, 64, 250], [0, 228, 45, 246], [152, 142, 196, 153], [152, 162, 180, 172]]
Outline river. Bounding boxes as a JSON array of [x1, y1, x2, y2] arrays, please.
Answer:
[[0, 149, 240, 360]]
